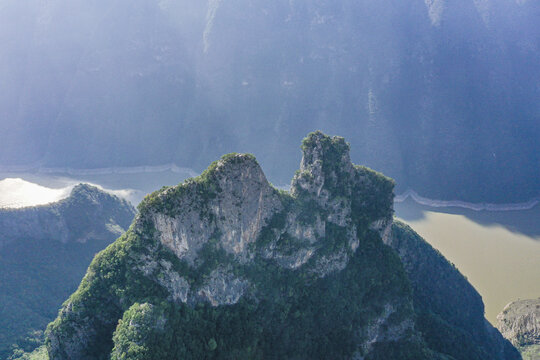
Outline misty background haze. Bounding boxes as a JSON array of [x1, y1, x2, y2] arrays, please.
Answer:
[[1, 0, 539, 202]]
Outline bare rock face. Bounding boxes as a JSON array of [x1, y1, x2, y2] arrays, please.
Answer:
[[46, 132, 515, 360], [141, 132, 395, 295], [133, 147, 383, 310], [149, 154, 283, 265], [497, 298, 540, 359], [291, 130, 354, 202], [197, 267, 249, 306], [155, 260, 190, 304], [46, 132, 404, 360]]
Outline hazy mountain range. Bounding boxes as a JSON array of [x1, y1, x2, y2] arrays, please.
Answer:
[[0, 184, 135, 358], [1, 0, 539, 202]]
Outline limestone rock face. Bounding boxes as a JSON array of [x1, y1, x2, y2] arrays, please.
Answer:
[[497, 297, 540, 359], [44, 132, 518, 360], [141, 132, 395, 289], [197, 267, 249, 306], [150, 154, 283, 264], [46, 132, 404, 360]]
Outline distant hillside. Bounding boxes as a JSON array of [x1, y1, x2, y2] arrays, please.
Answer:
[[1, 0, 539, 203], [0, 184, 135, 358], [44, 132, 518, 359]]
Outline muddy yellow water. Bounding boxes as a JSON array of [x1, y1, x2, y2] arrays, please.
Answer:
[[398, 210, 540, 324]]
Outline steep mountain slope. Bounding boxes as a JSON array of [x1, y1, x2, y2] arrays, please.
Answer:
[[45, 132, 518, 359], [1, 0, 539, 202], [0, 184, 135, 358], [497, 298, 540, 360], [388, 221, 520, 360]]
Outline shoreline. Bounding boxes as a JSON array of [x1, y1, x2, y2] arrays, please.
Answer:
[[395, 189, 540, 212]]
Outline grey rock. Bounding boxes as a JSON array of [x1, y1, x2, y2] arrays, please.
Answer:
[[150, 154, 283, 265], [158, 266, 190, 304], [360, 303, 414, 356], [197, 267, 248, 306], [127, 134, 397, 311], [497, 298, 540, 347], [311, 249, 349, 278], [52, 133, 507, 359]]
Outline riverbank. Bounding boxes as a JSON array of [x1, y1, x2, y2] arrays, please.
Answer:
[[395, 189, 540, 211]]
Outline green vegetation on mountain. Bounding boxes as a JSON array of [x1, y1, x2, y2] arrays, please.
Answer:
[[9, 345, 48, 360], [44, 132, 519, 359], [388, 221, 520, 360], [0, 185, 135, 358]]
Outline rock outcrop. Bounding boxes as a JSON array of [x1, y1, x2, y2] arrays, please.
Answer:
[[497, 298, 540, 360], [44, 132, 518, 360]]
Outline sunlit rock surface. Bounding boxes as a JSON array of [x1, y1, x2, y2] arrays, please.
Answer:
[[497, 298, 540, 360], [45, 132, 518, 360]]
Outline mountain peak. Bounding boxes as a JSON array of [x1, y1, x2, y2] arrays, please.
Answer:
[[44, 132, 519, 360], [45, 132, 414, 359], [68, 183, 105, 202], [136, 151, 281, 265], [299, 131, 351, 173], [203, 153, 269, 198], [292, 131, 361, 202]]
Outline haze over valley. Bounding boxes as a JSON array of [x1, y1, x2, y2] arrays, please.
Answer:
[[1, 0, 539, 359], [1, 0, 539, 202]]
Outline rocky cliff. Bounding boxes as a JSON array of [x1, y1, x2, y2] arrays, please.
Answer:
[[0, 184, 135, 358], [497, 298, 540, 360], [45, 132, 518, 359]]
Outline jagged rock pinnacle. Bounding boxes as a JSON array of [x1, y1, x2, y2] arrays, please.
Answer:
[[299, 131, 352, 173], [45, 132, 402, 360]]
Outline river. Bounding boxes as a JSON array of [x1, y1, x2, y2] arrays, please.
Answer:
[[395, 198, 540, 324]]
